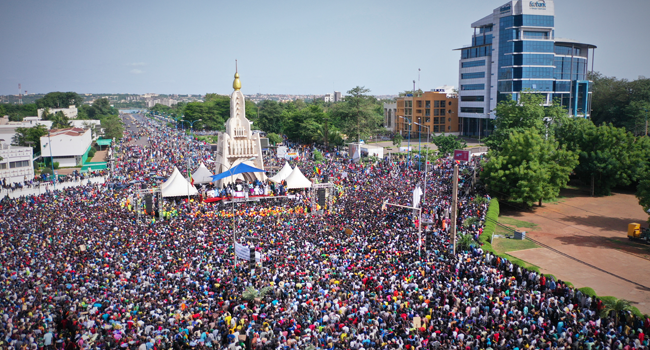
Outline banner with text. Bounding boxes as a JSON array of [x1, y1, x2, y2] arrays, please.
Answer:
[[235, 242, 251, 261]]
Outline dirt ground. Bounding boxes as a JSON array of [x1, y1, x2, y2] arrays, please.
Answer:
[[91, 150, 107, 162], [502, 188, 650, 314]]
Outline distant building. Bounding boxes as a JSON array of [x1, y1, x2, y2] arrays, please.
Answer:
[[37, 105, 78, 119], [456, 0, 596, 136], [384, 88, 460, 137], [384, 103, 397, 132], [40, 128, 92, 167], [334, 91, 342, 102], [0, 141, 34, 183]]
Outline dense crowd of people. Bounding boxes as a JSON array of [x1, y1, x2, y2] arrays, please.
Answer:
[[0, 114, 648, 350]]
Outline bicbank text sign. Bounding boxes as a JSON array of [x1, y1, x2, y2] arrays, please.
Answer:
[[529, 0, 547, 9]]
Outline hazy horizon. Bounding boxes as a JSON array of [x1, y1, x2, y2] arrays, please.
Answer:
[[1, 0, 648, 96]]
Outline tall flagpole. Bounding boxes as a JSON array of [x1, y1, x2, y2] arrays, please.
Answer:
[[451, 164, 459, 255]]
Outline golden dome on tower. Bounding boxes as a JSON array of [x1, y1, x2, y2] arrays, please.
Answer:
[[233, 72, 241, 91]]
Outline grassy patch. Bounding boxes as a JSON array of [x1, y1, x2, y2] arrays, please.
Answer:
[[498, 217, 538, 230], [493, 237, 539, 253], [578, 287, 597, 297], [543, 196, 566, 204]]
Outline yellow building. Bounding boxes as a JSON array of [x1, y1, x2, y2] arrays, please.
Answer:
[[384, 89, 459, 138]]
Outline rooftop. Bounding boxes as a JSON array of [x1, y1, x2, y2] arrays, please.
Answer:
[[48, 127, 87, 137]]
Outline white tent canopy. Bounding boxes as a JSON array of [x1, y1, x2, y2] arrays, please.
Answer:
[[284, 166, 312, 189], [268, 162, 293, 183], [161, 166, 199, 197], [161, 167, 181, 192], [192, 162, 214, 185]]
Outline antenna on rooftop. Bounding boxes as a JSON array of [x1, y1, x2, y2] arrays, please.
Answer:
[[18, 84, 22, 105]]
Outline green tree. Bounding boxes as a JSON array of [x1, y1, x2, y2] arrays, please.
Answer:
[[339, 86, 383, 142], [257, 100, 286, 134], [100, 115, 124, 140], [51, 111, 72, 129], [636, 175, 650, 223], [392, 133, 403, 148], [267, 133, 282, 145], [557, 118, 648, 196], [482, 130, 578, 206], [36, 92, 84, 108], [432, 134, 467, 157], [599, 298, 634, 325], [12, 124, 48, 151]]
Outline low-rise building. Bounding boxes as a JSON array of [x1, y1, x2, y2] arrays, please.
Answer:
[[0, 141, 34, 183], [40, 128, 92, 167], [37, 105, 78, 119], [384, 87, 460, 138]]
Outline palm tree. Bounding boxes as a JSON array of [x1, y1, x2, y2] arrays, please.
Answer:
[[600, 298, 633, 325], [242, 286, 273, 304], [457, 233, 475, 251]]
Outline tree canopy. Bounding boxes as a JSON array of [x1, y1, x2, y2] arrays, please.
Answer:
[[590, 72, 650, 135], [432, 134, 467, 157], [482, 130, 578, 206], [36, 92, 84, 109], [556, 118, 650, 196], [12, 124, 48, 151], [100, 115, 124, 140]]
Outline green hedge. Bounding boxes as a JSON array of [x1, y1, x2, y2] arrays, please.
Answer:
[[479, 198, 541, 273]]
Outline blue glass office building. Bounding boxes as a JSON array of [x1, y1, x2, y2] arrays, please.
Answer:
[[456, 0, 596, 136]]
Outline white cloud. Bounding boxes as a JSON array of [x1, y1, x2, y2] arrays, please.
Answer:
[[130, 69, 144, 74]]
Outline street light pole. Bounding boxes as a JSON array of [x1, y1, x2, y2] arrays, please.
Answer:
[[223, 156, 257, 271], [382, 200, 423, 260], [48, 130, 55, 191], [414, 122, 430, 204]]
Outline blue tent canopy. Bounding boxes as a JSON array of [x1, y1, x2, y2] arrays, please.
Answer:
[[211, 163, 265, 182]]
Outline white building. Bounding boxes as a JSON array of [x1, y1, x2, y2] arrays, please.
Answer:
[[214, 70, 265, 186], [40, 128, 92, 167], [0, 141, 34, 184], [0, 117, 100, 147], [383, 102, 397, 132], [37, 105, 78, 119]]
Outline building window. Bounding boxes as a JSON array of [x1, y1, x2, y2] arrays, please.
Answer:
[[416, 109, 422, 115], [434, 101, 440, 108], [434, 117, 439, 124], [461, 84, 485, 91], [417, 100, 422, 108], [448, 126, 451, 130], [523, 31, 549, 40], [9, 160, 29, 169], [440, 109, 446, 116], [0, 163, 6, 169], [425, 109, 430, 116], [461, 96, 485, 102], [434, 110, 439, 116], [448, 110, 452, 114], [440, 101, 446, 108], [425, 101, 430, 108], [434, 125, 439, 133], [425, 117, 430, 123], [461, 72, 486, 79], [449, 101, 452, 105], [462, 60, 486, 68], [460, 107, 485, 113]]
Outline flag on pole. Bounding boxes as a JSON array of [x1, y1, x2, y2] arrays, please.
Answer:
[[412, 186, 423, 208], [189, 169, 194, 186]]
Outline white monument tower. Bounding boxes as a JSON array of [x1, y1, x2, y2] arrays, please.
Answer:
[[214, 63, 266, 187]]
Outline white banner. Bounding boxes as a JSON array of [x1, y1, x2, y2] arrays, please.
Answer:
[[277, 146, 288, 158], [255, 251, 261, 263], [235, 243, 250, 261]]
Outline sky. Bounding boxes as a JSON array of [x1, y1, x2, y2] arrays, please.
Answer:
[[1, 0, 649, 96]]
